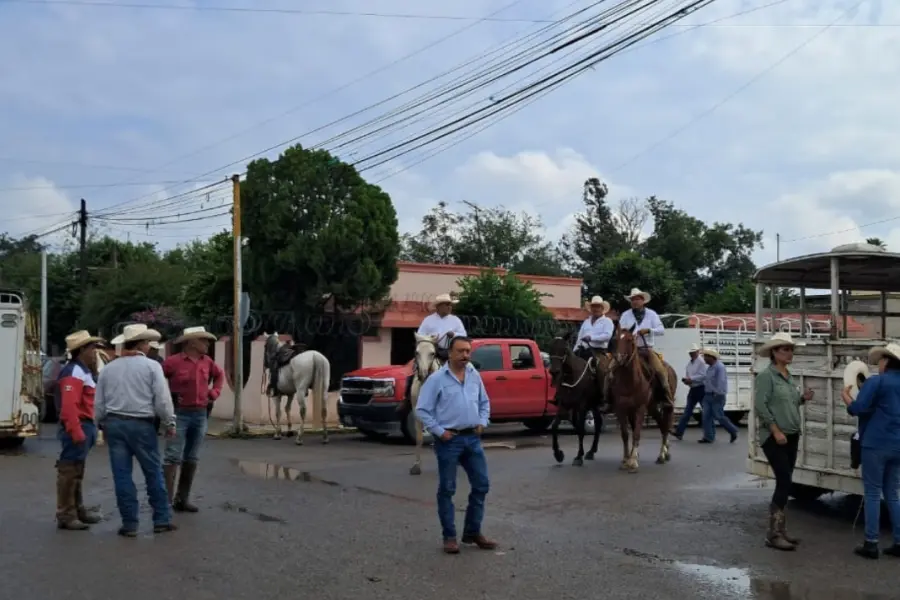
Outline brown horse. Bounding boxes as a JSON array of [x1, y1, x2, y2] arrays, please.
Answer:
[[547, 336, 607, 466], [609, 328, 676, 473]]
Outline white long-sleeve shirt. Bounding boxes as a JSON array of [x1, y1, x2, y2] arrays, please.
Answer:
[[618, 308, 664, 348], [416, 313, 467, 350], [685, 355, 708, 388], [574, 315, 614, 350], [95, 354, 176, 427]]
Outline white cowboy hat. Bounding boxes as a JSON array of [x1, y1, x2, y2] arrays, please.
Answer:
[[701, 347, 720, 359], [624, 288, 651, 302], [756, 331, 806, 357], [689, 343, 702, 352], [65, 330, 105, 353], [173, 326, 217, 344], [433, 293, 459, 306], [148, 341, 162, 350], [588, 295, 611, 312], [843, 359, 871, 401], [869, 343, 900, 364], [111, 323, 162, 345]]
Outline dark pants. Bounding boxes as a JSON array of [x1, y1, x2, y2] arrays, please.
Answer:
[[58, 421, 97, 462], [434, 433, 490, 540], [103, 416, 172, 530], [674, 386, 704, 437], [164, 410, 209, 465], [761, 433, 800, 509], [701, 393, 738, 441]]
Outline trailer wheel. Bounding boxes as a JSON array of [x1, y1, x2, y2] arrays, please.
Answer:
[[789, 483, 827, 503]]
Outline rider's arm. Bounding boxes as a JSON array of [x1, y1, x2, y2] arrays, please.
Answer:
[[416, 314, 434, 337], [452, 316, 467, 338], [414, 375, 445, 437], [648, 310, 665, 336], [618, 311, 634, 331], [594, 318, 614, 345], [573, 321, 587, 350]]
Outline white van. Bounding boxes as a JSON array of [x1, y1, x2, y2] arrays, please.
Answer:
[[0, 289, 41, 447]]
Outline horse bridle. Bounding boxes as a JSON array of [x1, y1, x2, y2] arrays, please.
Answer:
[[549, 351, 592, 389], [414, 338, 441, 383]]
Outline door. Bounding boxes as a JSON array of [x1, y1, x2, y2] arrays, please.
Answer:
[[504, 343, 545, 417], [0, 307, 22, 424], [470, 342, 507, 417]]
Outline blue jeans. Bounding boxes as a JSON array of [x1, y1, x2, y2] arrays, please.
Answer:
[[58, 421, 97, 462], [674, 386, 704, 437], [861, 447, 900, 543], [103, 416, 172, 530], [164, 410, 209, 465], [434, 433, 490, 540], [702, 393, 737, 441]]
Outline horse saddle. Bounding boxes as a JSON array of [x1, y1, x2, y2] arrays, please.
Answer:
[[275, 343, 306, 367]]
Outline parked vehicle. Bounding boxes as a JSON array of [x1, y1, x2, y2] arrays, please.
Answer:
[[338, 338, 587, 443], [41, 355, 65, 422], [747, 242, 894, 500], [0, 289, 41, 447]]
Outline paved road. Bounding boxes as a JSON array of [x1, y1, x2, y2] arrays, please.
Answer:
[[1, 424, 896, 599]]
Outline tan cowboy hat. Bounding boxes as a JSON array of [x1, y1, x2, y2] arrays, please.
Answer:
[[756, 332, 806, 357], [701, 347, 720, 359], [869, 343, 900, 364], [689, 343, 702, 353], [173, 326, 217, 344], [111, 323, 162, 345], [625, 287, 651, 302], [148, 340, 162, 350], [65, 330, 105, 353], [588, 295, 611, 313], [433, 293, 459, 306], [843, 359, 871, 401]]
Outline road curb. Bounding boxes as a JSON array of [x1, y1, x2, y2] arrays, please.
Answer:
[[207, 427, 358, 439]]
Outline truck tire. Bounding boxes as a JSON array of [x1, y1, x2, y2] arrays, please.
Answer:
[[789, 483, 827, 503], [523, 418, 552, 432], [0, 437, 25, 450]]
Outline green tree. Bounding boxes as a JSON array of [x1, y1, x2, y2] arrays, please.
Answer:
[[696, 281, 799, 313], [560, 178, 630, 274], [588, 251, 683, 314], [171, 232, 234, 324], [241, 144, 400, 311], [455, 270, 551, 320]]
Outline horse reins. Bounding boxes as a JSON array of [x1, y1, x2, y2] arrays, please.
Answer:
[[549, 353, 592, 389]]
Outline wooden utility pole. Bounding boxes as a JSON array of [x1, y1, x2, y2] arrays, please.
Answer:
[[231, 174, 243, 434], [78, 199, 88, 295]]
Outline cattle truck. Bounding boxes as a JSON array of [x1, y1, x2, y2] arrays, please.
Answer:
[[747, 243, 900, 500], [0, 288, 42, 447]]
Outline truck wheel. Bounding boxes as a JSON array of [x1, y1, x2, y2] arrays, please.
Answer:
[[726, 411, 747, 426], [523, 418, 552, 433], [0, 438, 25, 450], [789, 483, 827, 503], [359, 429, 388, 441]]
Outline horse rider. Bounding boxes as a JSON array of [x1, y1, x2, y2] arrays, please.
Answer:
[[404, 293, 467, 405], [55, 330, 105, 531], [162, 326, 224, 513], [573, 296, 613, 362], [616, 287, 675, 408]]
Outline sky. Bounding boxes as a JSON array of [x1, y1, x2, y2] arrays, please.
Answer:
[[1, 0, 898, 270]]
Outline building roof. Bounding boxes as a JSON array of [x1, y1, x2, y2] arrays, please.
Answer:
[[378, 300, 588, 328], [397, 261, 583, 287]]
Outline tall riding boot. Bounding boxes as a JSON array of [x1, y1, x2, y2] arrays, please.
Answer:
[[163, 464, 178, 506], [765, 504, 796, 551], [173, 461, 199, 513], [55, 461, 88, 530], [74, 462, 101, 524], [779, 508, 800, 546]]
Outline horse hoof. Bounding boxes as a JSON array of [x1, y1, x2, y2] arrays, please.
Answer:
[[553, 450, 565, 464], [409, 464, 422, 476], [285, 430, 297, 438], [585, 452, 595, 460], [665, 454, 672, 462], [572, 457, 584, 467], [619, 462, 628, 470], [273, 435, 281, 441], [322, 438, 329, 445], [628, 467, 639, 474], [295, 439, 304, 446], [656, 456, 665, 465]]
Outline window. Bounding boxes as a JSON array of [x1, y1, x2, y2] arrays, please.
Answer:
[[510, 345, 536, 370], [471, 344, 503, 371]]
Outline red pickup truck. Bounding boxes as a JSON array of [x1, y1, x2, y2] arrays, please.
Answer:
[[337, 338, 564, 442]]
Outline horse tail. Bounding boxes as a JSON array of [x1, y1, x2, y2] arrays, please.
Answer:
[[313, 351, 330, 418]]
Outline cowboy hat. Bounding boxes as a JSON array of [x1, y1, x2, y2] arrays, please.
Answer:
[[112, 323, 162, 345], [869, 343, 900, 364], [148, 340, 162, 350], [173, 326, 217, 344], [588, 295, 611, 312], [756, 332, 806, 357], [624, 288, 651, 302], [65, 330, 105, 353], [701, 348, 720, 359], [433, 293, 459, 306], [689, 343, 702, 352], [843, 359, 871, 401]]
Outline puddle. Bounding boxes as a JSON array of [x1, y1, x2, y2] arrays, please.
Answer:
[[231, 459, 339, 485], [674, 562, 750, 595]]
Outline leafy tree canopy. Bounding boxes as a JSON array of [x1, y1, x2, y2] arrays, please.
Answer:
[[454, 270, 551, 321]]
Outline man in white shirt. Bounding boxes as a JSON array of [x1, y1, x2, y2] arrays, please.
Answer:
[[574, 295, 613, 362], [616, 287, 674, 407], [404, 293, 468, 407], [673, 343, 707, 440]]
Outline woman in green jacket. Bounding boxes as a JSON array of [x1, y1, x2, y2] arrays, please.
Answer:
[[754, 332, 814, 551]]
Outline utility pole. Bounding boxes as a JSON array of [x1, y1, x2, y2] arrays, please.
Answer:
[[231, 174, 243, 434], [78, 198, 88, 300], [40, 250, 48, 354], [774, 233, 781, 309]]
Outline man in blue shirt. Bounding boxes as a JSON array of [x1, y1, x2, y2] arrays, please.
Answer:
[[415, 336, 496, 554], [698, 348, 738, 444]]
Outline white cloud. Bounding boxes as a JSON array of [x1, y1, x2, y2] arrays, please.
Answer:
[[1, 175, 76, 243]]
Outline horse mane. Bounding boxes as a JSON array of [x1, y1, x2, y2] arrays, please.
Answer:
[[615, 329, 644, 384]]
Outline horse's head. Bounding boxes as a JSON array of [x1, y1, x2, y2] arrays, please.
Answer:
[[616, 326, 638, 363], [547, 336, 570, 385], [414, 334, 440, 379]]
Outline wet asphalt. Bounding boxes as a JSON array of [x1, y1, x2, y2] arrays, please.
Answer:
[[1, 423, 898, 600]]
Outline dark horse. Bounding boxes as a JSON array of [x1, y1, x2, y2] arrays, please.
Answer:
[[609, 327, 677, 473], [547, 335, 607, 466]]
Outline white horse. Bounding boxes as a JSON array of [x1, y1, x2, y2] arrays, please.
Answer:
[[264, 332, 332, 445], [408, 333, 443, 475]]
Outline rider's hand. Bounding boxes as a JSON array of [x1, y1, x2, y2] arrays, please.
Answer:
[[446, 332, 455, 338], [638, 328, 651, 335], [581, 336, 591, 342], [440, 431, 454, 441]]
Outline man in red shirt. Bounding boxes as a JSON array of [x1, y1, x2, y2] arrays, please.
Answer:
[[162, 326, 224, 512], [55, 329, 105, 530]]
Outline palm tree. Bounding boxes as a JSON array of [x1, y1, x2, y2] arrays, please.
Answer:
[[866, 237, 887, 249]]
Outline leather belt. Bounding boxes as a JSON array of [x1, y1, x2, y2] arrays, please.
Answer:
[[447, 427, 477, 435]]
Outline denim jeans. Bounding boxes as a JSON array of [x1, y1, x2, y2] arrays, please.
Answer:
[[674, 386, 704, 437], [861, 447, 900, 543], [434, 433, 490, 540], [58, 421, 97, 462], [103, 416, 172, 530], [701, 393, 738, 441], [164, 410, 209, 465]]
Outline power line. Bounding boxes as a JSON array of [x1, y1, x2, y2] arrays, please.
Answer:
[[0, 178, 213, 192], [783, 214, 900, 244]]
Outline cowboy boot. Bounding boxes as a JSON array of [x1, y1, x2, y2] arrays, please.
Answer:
[[173, 461, 199, 513], [779, 508, 800, 546], [163, 464, 178, 506], [765, 504, 796, 551], [74, 462, 101, 524], [55, 461, 88, 530]]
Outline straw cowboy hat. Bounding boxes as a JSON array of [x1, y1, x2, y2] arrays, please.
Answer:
[[756, 332, 806, 357], [148, 341, 162, 350], [843, 359, 871, 401], [701, 347, 720, 359], [65, 330, 105, 353], [624, 287, 651, 302], [689, 343, 702, 353], [869, 343, 900, 364], [432, 293, 459, 308], [110, 323, 162, 345], [173, 326, 217, 344], [588, 295, 611, 313]]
